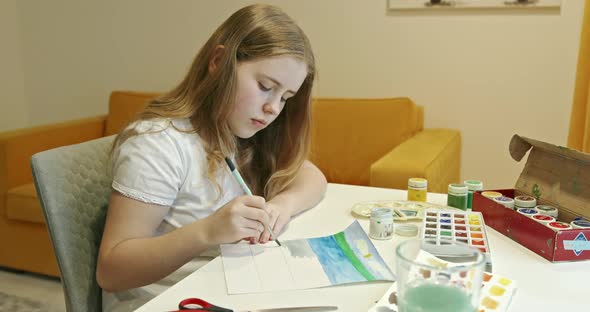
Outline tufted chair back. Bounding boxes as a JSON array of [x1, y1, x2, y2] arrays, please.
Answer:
[[31, 135, 115, 312]]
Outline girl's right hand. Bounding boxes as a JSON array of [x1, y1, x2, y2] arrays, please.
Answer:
[[204, 195, 270, 245]]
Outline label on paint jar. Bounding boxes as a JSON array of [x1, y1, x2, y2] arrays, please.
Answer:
[[369, 208, 394, 240]]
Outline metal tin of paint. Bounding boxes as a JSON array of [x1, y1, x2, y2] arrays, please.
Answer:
[[369, 208, 394, 240], [535, 205, 559, 218], [532, 214, 556, 224], [517, 208, 539, 218], [571, 220, 590, 229], [493, 196, 515, 209], [547, 221, 572, 231]]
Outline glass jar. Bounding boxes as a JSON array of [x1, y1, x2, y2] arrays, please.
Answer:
[[369, 208, 394, 240]]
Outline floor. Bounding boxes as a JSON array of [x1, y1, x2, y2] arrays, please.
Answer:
[[0, 267, 66, 312]]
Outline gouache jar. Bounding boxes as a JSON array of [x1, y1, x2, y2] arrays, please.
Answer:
[[464, 180, 483, 210], [517, 208, 539, 218], [547, 221, 572, 231], [493, 196, 515, 209], [514, 196, 536, 212], [571, 220, 590, 229], [369, 208, 394, 240], [532, 214, 555, 224], [447, 184, 468, 211], [535, 205, 559, 219], [481, 191, 502, 200], [407, 178, 428, 202]]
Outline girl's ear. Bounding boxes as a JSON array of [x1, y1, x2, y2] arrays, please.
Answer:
[[208, 45, 226, 74]]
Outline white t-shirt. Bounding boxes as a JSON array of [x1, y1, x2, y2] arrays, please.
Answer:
[[102, 118, 243, 312]]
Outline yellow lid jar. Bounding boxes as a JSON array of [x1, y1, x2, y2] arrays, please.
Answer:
[[407, 178, 428, 202]]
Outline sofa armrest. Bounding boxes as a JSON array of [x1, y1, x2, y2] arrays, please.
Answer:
[[370, 129, 461, 193], [0, 115, 106, 191]]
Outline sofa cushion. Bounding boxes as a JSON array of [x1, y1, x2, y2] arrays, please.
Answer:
[[6, 183, 44, 224], [105, 91, 160, 136], [310, 97, 421, 186]]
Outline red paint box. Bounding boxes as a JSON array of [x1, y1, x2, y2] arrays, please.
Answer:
[[471, 134, 590, 262]]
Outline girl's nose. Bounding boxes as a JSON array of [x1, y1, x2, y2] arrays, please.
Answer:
[[263, 97, 281, 115]]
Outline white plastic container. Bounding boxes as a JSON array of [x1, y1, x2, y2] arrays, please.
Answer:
[[532, 214, 556, 224], [514, 196, 536, 211], [369, 208, 394, 240], [493, 196, 515, 209], [481, 191, 502, 200], [535, 205, 559, 219], [547, 221, 572, 231], [571, 220, 590, 229], [517, 208, 539, 218]]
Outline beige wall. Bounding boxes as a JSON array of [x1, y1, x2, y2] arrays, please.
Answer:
[[0, 0, 28, 131], [8, 0, 586, 189]]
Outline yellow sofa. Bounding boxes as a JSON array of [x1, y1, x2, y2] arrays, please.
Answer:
[[0, 91, 460, 277]]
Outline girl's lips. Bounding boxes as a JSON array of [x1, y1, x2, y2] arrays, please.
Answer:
[[251, 119, 267, 127]]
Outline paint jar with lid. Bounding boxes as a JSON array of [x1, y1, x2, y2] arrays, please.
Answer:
[[535, 205, 558, 219], [532, 214, 555, 224], [493, 196, 515, 209], [571, 220, 590, 229], [369, 208, 394, 240], [407, 178, 427, 202], [464, 180, 483, 210], [447, 184, 468, 211], [481, 191, 502, 200], [514, 196, 536, 212], [547, 221, 572, 231], [517, 208, 539, 218]]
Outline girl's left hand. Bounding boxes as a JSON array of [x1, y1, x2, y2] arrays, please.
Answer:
[[258, 202, 291, 244]]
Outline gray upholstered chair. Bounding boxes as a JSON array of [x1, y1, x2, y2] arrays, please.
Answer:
[[31, 135, 115, 312]]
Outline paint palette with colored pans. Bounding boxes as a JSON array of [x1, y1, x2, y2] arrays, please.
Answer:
[[351, 200, 442, 221], [422, 209, 493, 272], [479, 272, 517, 312]]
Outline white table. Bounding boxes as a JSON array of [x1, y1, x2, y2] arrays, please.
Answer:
[[136, 183, 590, 312]]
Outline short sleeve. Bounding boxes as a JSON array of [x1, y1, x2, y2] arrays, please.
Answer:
[[111, 122, 186, 206]]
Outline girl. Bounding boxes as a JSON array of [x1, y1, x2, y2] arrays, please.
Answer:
[[96, 4, 327, 311]]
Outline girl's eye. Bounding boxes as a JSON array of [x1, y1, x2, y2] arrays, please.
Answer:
[[258, 82, 271, 92]]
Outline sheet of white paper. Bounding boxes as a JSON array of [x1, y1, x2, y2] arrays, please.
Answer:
[[221, 220, 394, 294]]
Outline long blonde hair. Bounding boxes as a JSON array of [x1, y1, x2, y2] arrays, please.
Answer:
[[114, 4, 315, 199]]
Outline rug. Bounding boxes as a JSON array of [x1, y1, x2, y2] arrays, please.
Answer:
[[0, 291, 44, 312]]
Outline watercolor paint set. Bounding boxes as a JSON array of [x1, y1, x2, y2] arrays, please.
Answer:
[[351, 200, 444, 221], [473, 135, 590, 262], [479, 271, 517, 312], [422, 209, 493, 272]]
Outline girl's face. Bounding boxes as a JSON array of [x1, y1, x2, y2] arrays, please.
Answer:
[[229, 55, 307, 139]]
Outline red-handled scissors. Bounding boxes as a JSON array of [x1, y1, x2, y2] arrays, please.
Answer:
[[170, 298, 338, 312], [173, 298, 233, 312]]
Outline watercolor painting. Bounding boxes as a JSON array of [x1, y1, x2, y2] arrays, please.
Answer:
[[221, 220, 394, 294], [387, 0, 561, 10]]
